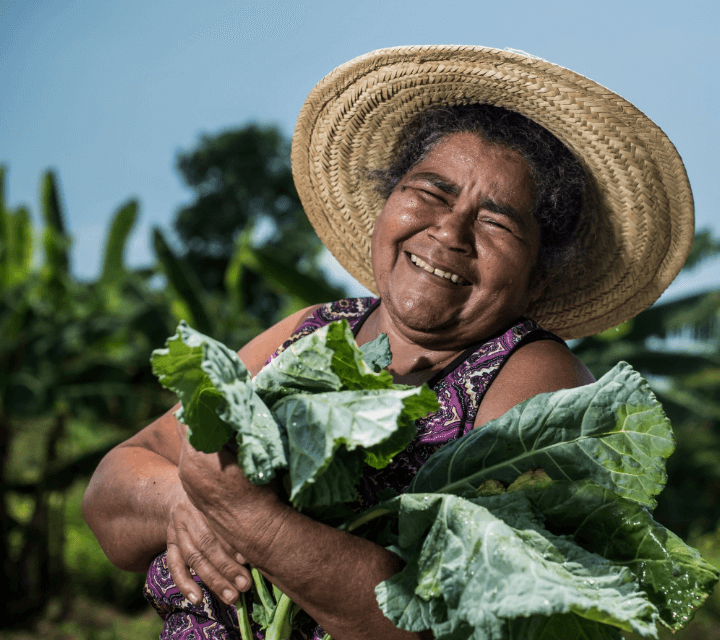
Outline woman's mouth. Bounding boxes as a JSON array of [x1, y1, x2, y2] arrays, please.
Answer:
[[409, 254, 470, 285]]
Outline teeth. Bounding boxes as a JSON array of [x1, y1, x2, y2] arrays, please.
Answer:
[[410, 254, 468, 285]]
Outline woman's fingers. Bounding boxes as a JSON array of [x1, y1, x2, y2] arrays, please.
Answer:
[[167, 496, 253, 606], [166, 536, 204, 605]]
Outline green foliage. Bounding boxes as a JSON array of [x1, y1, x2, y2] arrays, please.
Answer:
[[409, 363, 674, 509], [1, 142, 346, 631], [0, 167, 177, 628], [100, 200, 138, 284], [152, 320, 437, 505], [365, 365, 718, 639], [152, 227, 213, 335], [377, 491, 656, 639], [572, 230, 720, 542]]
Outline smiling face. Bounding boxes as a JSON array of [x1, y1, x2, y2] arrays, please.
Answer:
[[371, 132, 542, 350]]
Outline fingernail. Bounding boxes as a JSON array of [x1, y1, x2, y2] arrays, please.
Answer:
[[235, 553, 244, 563], [223, 589, 235, 603], [235, 576, 247, 590], [188, 592, 199, 605]]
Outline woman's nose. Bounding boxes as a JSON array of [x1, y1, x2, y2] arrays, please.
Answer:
[[428, 206, 475, 253]]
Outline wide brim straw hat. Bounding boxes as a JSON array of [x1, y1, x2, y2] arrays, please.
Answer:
[[291, 45, 694, 340]]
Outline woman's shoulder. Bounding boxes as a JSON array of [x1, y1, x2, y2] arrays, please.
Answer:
[[474, 337, 594, 427]]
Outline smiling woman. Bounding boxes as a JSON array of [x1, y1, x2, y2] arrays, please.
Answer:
[[83, 45, 695, 640], [370, 133, 541, 350]]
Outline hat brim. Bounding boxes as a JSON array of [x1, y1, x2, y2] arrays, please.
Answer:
[[291, 45, 694, 340]]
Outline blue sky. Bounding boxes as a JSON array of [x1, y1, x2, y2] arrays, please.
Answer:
[[1, 0, 718, 299]]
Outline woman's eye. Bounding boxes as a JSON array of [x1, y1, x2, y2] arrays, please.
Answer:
[[421, 189, 446, 203], [482, 218, 511, 232]]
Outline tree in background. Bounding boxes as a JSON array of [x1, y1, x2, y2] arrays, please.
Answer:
[[0, 167, 178, 625], [173, 124, 333, 324]]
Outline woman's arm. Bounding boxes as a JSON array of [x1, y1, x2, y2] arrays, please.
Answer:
[[82, 305, 320, 575]]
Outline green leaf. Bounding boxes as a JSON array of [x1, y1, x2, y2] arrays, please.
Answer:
[[252, 322, 347, 406], [40, 170, 70, 277], [0, 204, 33, 291], [101, 199, 138, 282], [151, 321, 287, 482], [326, 321, 395, 391], [152, 227, 214, 335], [238, 241, 344, 307], [360, 333, 392, 373], [376, 492, 658, 639], [273, 386, 435, 507], [409, 362, 674, 509], [526, 480, 720, 630], [253, 319, 409, 405]]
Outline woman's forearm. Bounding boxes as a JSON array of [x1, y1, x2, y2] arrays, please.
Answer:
[[236, 504, 425, 640], [82, 444, 183, 571]]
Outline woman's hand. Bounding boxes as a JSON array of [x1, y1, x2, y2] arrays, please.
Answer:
[[166, 490, 253, 606], [173, 423, 288, 594]]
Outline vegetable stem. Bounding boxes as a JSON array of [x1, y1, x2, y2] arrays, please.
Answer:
[[266, 592, 294, 640], [252, 567, 276, 615], [235, 591, 253, 640], [346, 506, 391, 532]]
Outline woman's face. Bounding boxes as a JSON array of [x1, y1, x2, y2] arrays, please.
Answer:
[[371, 132, 542, 349]]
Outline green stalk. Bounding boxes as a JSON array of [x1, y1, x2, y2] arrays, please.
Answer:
[[266, 592, 294, 640], [252, 567, 276, 615], [346, 506, 391, 533], [235, 591, 254, 640]]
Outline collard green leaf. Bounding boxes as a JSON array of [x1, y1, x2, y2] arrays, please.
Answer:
[[151, 321, 233, 453], [273, 386, 437, 507], [376, 492, 658, 640], [525, 480, 720, 630], [151, 321, 287, 483], [291, 452, 364, 507], [409, 362, 674, 509], [325, 321, 396, 391], [253, 320, 396, 408], [252, 322, 344, 405], [360, 332, 392, 373]]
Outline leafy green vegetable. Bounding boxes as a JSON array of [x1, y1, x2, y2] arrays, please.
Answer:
[[526, 480, 720, 630], [375, 491, 658, 640], [409, 362, 675, 509], [152, 322, 718, 640], [361, 363, 718, 639], [151, 321, 287, 483], [151, 319, 439, 640], [152, 320, 438, 506]]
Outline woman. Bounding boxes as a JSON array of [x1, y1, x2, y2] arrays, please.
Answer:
[[83, 46, 694, 640]]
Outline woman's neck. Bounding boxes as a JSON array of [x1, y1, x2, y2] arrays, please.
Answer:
[[355, 303, 465, 385]]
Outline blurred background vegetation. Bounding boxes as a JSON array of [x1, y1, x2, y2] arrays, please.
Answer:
[[2, 124, 720, 639]]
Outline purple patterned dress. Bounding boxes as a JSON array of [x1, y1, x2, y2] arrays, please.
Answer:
[[144, 297, 564, 639]]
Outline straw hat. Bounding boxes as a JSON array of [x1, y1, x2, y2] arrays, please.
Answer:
[[291, 45, 694, 340]]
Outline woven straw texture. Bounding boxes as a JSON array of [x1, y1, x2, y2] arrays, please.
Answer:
[[291, 45, 694, 340]]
